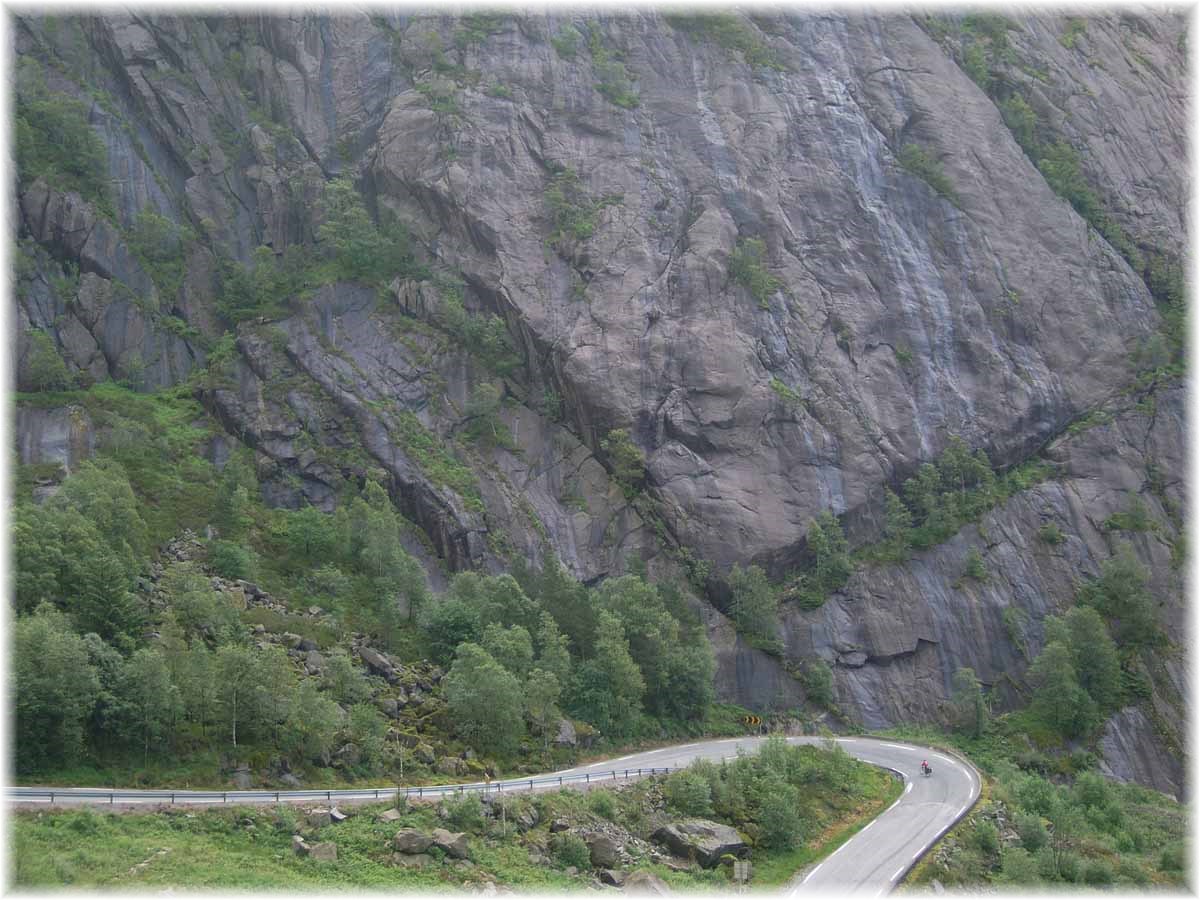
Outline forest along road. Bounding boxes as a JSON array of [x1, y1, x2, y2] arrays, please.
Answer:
[[9, 736, 979, 894]]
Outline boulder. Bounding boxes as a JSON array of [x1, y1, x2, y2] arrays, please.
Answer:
[[623, 871, 671, 895], [335, 743, 361, 767], [307, 809, 332, 828], [292, 835, 308, 856], [359, 646, 397, 681], [837, 651, 869, 668], [554, 718, 578, 748], [330, 808, 348, 824], [308, 842, 337, 862], [651, 821, 748, 868], [279, 773, 303, 788], [415, 743, 436, 765], [377, 698, 399, 718], [391, 852, 434, 868], [549, 818, 570, 833], [586, 832, 622, 868], [437, 756, 465, 776], [280, 632, 303, 649], [393, 829, 434, 854], [299, 637, 319, 652], [232, 766, 252, 789], [378, 808, 404, 823], [599, 869, 625, 887], [432, 828, 470, 859]]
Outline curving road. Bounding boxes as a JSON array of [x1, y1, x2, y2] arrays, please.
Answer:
[[8, 736, 978, 894]]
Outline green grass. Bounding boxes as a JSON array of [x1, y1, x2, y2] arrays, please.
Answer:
[[13, 749, 901, 891]]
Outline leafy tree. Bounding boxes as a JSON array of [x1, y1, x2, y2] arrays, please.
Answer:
[[534, 611, 572, 685], [284, 506, 339, 568], [880, 488, 913, 560], [1027, 641, 1098, 739], [659, 641, 717, 720], [252, 645, 297, 743], [115, 647, 180, 763], [482, 623, 535, 678], [160, 561, 240, 642], [14, 604, 100, 772], [729, 237, 780, 306], [24, 329, 75, 391], [463, 382, 510, 447], [727, 564, 779, 644], [1077, 545, 1161, 650], [318, 177, 420, 284], [214, 644, 260, 748], [569, 611, 644, 736], [347, 703, 389, 769], [52, 458, 149, 563], [1043, 607, 1121, 711], [443, 643, 525, 756], [15, 58, 113, 213], [950, 666, 988, 738], [803, 659, 835, 709], [420, 594, 482, 664], [664, 769, 714, 816], [523, 667, 561, 752], [320, 649, 372, 706], [1016, 812, 1048, 852], [600, 428, 645, 498], [208, 540, 254, 580], [12, 503, 65, 613], [178, 641, 217, 738], [530, 560, 596, 654], [757, 779, 805, 849], [71, 548, 143, 645], [809, 511, 853, 592], [283, 681, 343, 765]]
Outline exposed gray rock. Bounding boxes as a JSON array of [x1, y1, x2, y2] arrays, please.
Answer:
[[393, 829, 434, 854], [651, 821, 747, 868], [308, 842, 337, 862], [431, 828, 470, 859], [623, 871, 671, 895], [554, 719, 578, 748], [392, 852, 434, 868], [587, 833, 622, 868]]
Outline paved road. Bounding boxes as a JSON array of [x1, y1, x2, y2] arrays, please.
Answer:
[[8, 735, 978, 894]]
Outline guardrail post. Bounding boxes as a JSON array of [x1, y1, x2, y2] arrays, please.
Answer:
[[585, 773, 590, 783], [327, 791, 331, 802], [418, 787, 422, 798], [50, 792, 54, 804], [222, 793, 227, 803], [111, 793, 115, 804], [171, 793, 175, 804], [558, 776, 563, 786], [276, 792, 280, 802]]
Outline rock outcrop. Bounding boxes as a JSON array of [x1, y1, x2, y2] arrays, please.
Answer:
[[12, 11, 1186, 795]]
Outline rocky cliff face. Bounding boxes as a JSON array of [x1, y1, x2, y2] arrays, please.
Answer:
[[13, 11, 1187, 793]]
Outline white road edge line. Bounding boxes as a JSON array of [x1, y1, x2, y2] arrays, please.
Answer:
[[892, 865, 907, 881], [803, 863, 822, 882]]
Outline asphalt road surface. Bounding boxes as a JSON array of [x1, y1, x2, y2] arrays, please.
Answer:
[[9, 735, 979, 894]]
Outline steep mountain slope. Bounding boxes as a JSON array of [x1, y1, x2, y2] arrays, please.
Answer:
[[13, 11, 1187, 795]]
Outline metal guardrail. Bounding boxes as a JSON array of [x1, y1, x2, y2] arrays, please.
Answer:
[[7, 766, 677, 805]]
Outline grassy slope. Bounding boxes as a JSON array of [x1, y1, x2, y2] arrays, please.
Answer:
[[12, 756, 899, 891]]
